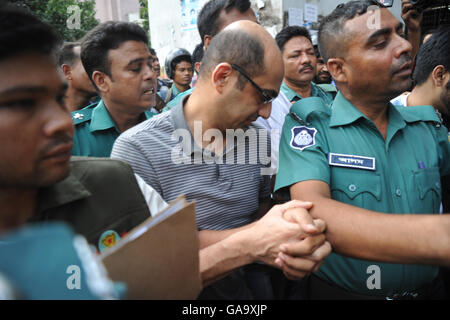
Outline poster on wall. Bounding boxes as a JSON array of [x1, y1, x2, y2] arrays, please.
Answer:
[[181, 0, 201, 31]]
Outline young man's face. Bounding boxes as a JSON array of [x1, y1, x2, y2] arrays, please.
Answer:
[[282, 36, 317, 85], [106, 41, 156, 111], [173, 61, 193, 88], [0, 53, 74, 188], [150, 54, 161, 77], [342, 8, 412, 99]]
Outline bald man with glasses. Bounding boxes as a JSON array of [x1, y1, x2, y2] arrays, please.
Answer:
[[111, 21, 331, 300]]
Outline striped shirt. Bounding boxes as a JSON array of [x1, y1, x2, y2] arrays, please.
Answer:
[[111, 97, 271, 230]]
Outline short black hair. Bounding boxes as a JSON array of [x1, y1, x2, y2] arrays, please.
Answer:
[[318, 0, 381, 62], [275, 26, 313, 52], [0, 3, 61, 62], [148, 47, 157, 56], [192, 43, 204, 66], [172, 55, 193, 72], [413, 26, 450, 86], [80, 21, 149, 87], [200, 28, 265, 90], [197, 0, 252, 45], [58, 42, 81, 66]]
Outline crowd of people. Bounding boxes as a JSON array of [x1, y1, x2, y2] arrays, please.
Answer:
[[0, 0, 449, 300]]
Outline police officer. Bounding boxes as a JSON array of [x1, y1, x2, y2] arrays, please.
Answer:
[[160, 48, 193, 104], [71, 21, 158, 157], [275, 1, 450, 299]]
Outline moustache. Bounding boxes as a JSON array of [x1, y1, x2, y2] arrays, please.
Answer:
[[39, 133, 73, 157], [391, 54, 412, 75], [299, 64, 314, 73]]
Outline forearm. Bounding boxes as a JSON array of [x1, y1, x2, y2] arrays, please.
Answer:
[[407, 29, 421, 59], [291, 182, 450, 265], [198, 223, 255, 249], [199, 228, 254, 287]]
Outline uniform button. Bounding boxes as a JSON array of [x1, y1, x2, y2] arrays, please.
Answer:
[[436, 182, 441, 189], [348, 184, 357, 192], [395, 188, 402, 197]]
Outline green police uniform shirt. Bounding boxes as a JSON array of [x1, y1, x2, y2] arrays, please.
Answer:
[[72, 100, 157, 157], [275, 92, 450, 296], [280, 81, 334, 106]]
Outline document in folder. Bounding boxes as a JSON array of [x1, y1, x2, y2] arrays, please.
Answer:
[[100, 196, 202, 299]]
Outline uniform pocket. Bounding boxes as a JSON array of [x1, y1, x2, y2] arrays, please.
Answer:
[[413, 167, 441, 212], [330, 168, 381, 202]]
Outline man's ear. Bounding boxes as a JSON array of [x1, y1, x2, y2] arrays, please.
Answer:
[[194, 62, 201, 74], [92, 71, 109, 93], [431, 65, 447, 87], [203, 35, 212, 50], [327, 58, 347, 83], [211, 63, 233, 94], [61, 64, 72, 81]]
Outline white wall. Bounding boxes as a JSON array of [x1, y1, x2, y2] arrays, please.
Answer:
[[148, 0, 205, 72]]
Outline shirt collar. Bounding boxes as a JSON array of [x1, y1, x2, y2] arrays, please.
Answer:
[[89, 100, 155, 133], [170, 94, 252, 158], [89, 100, 118, 132], [171, 95, 202, 156], [329, 92, 407, 131], [281, 81, 323, 102]]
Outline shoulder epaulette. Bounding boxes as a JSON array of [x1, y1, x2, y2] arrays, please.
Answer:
[[395, 104, 441, 126], [72, 107, 93, 125], [290, 97, 331, 124]]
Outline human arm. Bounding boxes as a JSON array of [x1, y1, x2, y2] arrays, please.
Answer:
[[289, 179, 450, 266], [198, 200, 328, 286], [402, 0, 423, 59]]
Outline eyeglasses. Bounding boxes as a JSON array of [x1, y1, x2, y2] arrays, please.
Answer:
[[230, 64, 278, 104]]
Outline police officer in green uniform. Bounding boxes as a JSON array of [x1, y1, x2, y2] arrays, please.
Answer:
[[72, 21, 158, 157], [275, 26, 334, 106], [275, 1, 450, 299], [72, 100, 156, 157]]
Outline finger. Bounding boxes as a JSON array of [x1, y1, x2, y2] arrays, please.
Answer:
[[283, 207, 315, 228], [278, 199, 313, 212], [298, 241, 332, 263], [312, 218, 326, 233], [278, 253, 316, 280], [280, 234, 326, 256]]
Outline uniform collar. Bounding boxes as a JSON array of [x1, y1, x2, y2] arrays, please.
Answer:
[[35, 165, 92, 216], [329, 92, 413, 130], [172, 84, 181, 97], [89, 100, 118, 132], [281, 81, 322, 102], [89, 99, 154, 133]]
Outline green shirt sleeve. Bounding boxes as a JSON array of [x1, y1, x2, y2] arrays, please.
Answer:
[[274, 113, 331, 193]]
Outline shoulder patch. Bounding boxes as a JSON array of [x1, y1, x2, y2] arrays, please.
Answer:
[[290, 126, 317, 151]]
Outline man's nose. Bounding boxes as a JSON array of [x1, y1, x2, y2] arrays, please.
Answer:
[[144, 63, 156, 80], [43, 101, 74, 138], [258, 103, 272, 119]]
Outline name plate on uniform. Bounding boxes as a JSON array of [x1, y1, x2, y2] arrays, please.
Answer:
[[328, 153, 376, 171]]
